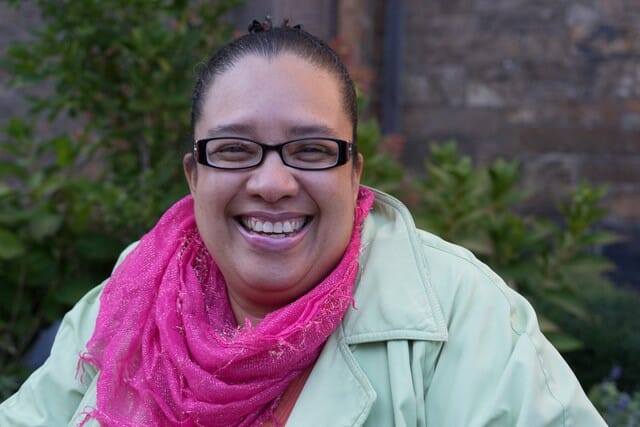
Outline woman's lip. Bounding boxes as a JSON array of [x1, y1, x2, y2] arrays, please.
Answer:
[[235, 216, 312, 252]]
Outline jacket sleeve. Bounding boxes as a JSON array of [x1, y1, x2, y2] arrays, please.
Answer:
[[423, 244, 607, 426], [0, 284, 103, 426]]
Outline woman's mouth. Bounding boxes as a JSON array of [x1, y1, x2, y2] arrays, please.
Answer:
[[238, 216, 309, 238]]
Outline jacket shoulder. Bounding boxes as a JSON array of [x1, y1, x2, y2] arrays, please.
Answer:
[[415, 229, 533, 333], [413, 226, 605, 425]]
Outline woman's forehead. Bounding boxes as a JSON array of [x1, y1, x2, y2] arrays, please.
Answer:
[[197, 54, 350, 139], [214, 53, 337, 86]]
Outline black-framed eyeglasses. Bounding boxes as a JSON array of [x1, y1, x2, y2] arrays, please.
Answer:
[[194, 137, 354, 170]]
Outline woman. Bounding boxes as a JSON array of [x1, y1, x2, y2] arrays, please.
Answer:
[[0, 22, 605, 426]]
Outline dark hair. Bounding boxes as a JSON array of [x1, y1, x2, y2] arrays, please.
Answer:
[[190, 24, 359, 166]]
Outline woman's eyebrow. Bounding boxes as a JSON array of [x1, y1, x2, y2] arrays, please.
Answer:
[[205, 124, 255, 137], [205, 124, 342, 138], [287, 124, 340, 138]]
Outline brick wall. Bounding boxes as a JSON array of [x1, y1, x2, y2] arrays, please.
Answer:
[[401, 1, 639, 216], [397, 0, 640, 285]]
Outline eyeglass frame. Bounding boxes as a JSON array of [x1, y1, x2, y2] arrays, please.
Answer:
[[194, 136, 355, 171]]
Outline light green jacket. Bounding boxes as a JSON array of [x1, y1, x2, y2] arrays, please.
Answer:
[[1, 189, 606, 426]]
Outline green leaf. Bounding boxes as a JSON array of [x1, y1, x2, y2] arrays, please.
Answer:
[[544, 290, 588, 319], [29, 213, 64, 240], [563, 255, 617, 275], [52, 136, 74, 167], [0, 161, 26, 180], [539, 316, 584, 351], [51, 278, 94, 306], [39, 299, 62, 324], [582, 230, 622, 246], [545, 330, 584, 352], [0, 208, 35, 226], [75, 234, 124, 262], [0, 183, 13, 198], [0, 228, 25, 259], [4, 117, 32, 140], [22, 250, 57, 288]]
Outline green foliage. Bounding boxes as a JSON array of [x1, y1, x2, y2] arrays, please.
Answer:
[[590, 370, 640, 426], [3, 0, 242, 234], [0, 118, 123, 400], [357, 118, 407, 196], [555, 285, 640, 392], [0, 0, 241, 399]]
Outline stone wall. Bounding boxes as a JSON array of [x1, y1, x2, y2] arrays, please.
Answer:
[[398, 0, 640, 285], [401, 0, 639, 214]]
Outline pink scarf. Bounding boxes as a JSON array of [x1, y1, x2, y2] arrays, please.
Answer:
[[80, 187, 374, 426]]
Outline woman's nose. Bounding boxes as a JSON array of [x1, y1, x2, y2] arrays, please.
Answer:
[[245, 151, 299, 202]]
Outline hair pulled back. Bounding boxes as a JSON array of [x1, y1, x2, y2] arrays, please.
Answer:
[[190, 22, 358, 159]]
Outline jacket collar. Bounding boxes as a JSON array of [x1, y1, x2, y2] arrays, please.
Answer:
[[341, 188, 448, 344]]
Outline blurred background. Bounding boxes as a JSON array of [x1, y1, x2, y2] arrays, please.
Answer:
[[1, 1, 639, 423]]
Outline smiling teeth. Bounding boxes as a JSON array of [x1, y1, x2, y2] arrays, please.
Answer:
[[242, 218, 305, 235]]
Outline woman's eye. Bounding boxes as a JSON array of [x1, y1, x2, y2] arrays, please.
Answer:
[[206, 140, 259, 164], [213, 143, 251, 154], [299, 145, 331, 154], [294, 142, 337, 155], [286, 141, 338, 166]]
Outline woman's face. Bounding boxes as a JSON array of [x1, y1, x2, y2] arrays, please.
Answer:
[[184, 53, 363, 323]]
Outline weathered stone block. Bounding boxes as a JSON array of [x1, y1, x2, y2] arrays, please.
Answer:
[[509, 127, 640, 155], [578, 155, 640, 184]]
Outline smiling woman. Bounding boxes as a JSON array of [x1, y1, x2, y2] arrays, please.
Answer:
[[0, 19, 607, 427], [186, 52, 362, 323]]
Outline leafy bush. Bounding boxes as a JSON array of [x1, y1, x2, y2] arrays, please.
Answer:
[[0, 118, 123, 400], [590, 368, 640, 426], [3, 0, 242, 235], [553, 284, 640, 392]]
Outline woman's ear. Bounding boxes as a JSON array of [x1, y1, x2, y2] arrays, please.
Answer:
[[354, 153, 364, 180], [183, 153, 197, 194], [352, 152, 364, 202]]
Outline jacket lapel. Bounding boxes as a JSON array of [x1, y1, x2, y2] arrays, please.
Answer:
[[286, 329, 376, 427]]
